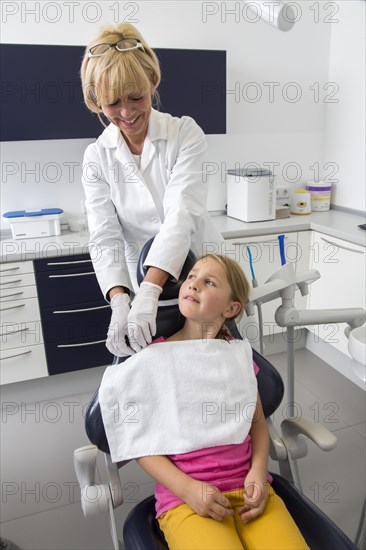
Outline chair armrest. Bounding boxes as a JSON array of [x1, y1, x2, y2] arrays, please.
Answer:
[[74, 445, 98, 487], [281, 417, 337, 459], [74, 445, 125, 515], [74, 445, 110, 516], [74, 446, 124, 549], [267, 418, 288, 461]]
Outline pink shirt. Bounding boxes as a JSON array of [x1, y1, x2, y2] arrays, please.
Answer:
[[151, 337, 268, 518]]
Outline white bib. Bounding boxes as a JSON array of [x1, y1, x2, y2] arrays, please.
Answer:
[[99, 339, 258, 462]]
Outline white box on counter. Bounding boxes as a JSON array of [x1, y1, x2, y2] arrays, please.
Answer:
[[2, 208, 63, 239], [227, 174, 275, 223]]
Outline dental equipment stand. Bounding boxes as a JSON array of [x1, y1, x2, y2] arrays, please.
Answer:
[[245, 263, 365, 526]]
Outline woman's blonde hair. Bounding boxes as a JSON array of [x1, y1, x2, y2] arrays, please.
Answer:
[[80, 23, 161, 126], [198, 254, 251, 339]]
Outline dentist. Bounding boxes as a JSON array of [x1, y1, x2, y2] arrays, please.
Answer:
[[80, 22, 223, 357]]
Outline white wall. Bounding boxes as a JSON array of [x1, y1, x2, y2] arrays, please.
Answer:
[[4, 0, 361, 231], [323, 0, 366, 211]]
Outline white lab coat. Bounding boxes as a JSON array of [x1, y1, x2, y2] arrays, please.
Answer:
[[82, 109, 223, 298]]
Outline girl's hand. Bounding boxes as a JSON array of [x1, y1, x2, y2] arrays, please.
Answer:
[[239, 467, 269, 524], [184, 479, 234, 522]]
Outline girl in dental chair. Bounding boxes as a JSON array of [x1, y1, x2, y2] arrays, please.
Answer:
[[136, 254, 309, 550]]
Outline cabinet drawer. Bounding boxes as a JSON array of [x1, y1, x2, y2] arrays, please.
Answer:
[[1, 321, 43, 350], [36, 269, 103, 308], [41, 301, 110, 343], [45, 337, 113, 375], [0, 297, 41, 324], [0, 344, 48, 385], [0, 285, 38, 302], [0, 260, 34, 276], [34, 254, 92, 273], [0, 272, 35, 289]]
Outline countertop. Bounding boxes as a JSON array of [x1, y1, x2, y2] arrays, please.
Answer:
[[1, 209, 365, 263], [212, 209, 366, 246]]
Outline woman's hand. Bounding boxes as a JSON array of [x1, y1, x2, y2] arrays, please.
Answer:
[[238, 467, 269, 524], [106, 293, 135, 357], [184, 479, 234, 522], [127, 282, 162, 352]]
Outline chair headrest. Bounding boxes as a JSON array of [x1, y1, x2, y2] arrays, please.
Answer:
[[136, 237, 196, 300]]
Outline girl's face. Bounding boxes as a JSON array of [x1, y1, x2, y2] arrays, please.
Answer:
[[179, 257, 241, 328]]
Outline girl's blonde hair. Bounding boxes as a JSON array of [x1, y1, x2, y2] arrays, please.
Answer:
[[198, 254, 251, 340], [80, 23, 161, 126]]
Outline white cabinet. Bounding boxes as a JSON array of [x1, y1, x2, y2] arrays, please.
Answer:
[[307, 231, 366, 357], [0, 261, 48, 384], [224, 231, 311, 345]]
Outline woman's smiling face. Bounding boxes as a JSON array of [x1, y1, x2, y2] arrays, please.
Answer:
[[101, 90, 153, 147]]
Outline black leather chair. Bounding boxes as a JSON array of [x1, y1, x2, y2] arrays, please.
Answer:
[[81, 242, 357, 550]]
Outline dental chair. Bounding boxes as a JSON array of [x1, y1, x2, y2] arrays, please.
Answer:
[[74, 240, 357, 550]]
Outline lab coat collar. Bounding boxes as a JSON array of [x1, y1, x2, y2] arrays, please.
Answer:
[[99, 109, 168, 149], [100, 109, 168, 172]]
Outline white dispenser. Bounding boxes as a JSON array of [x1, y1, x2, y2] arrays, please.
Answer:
[[3, 208, 63, 239], [227, 173, 276, 223]]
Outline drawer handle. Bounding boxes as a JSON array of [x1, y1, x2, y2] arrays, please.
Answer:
[[231, 237, 288, 246], [320, 237, 365, 254], [0, 267, 20, 273], [0, 303, 25, 313], [0, 291, 24, 299], [0, 327, 29, 337], [53, 305, 110, 314], [0, 279, 22, 286], [47, 260, 92, 266], [57, 339, 106, 348], [49, 272, 95, 279], [1, 349, 32, 361]]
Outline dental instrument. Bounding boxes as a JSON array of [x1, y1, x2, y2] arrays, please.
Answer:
[[246, 244, 264, 354], [277, 234, 286, 266]]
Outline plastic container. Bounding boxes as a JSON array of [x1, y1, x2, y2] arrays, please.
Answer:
[[3, 208, 63, 239], [306, 181, 331, 212], [68, 217, 89, 235], [227, 172, 275, 222], [290, 189, 311, 215]]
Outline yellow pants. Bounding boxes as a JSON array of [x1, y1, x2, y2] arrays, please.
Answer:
[[158, 486, 309, 550]]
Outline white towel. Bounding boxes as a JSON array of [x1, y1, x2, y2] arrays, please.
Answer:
[[99, 339, 258, 462]]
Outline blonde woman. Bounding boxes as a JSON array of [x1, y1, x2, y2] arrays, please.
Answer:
[[81, 23, 223, 358]]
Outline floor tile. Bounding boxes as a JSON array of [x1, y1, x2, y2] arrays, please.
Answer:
[[297, 425, 365, 542], [267, 349, 366, 427]]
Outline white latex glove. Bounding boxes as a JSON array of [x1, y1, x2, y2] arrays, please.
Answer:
[[106, 293, 135, 357], [127, 282, 163, 352]]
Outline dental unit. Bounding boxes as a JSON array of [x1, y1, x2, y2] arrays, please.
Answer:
[[244, 235, 366, 549]]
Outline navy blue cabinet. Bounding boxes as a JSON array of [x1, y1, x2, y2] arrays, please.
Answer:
[[34, 254, 114, 375]]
